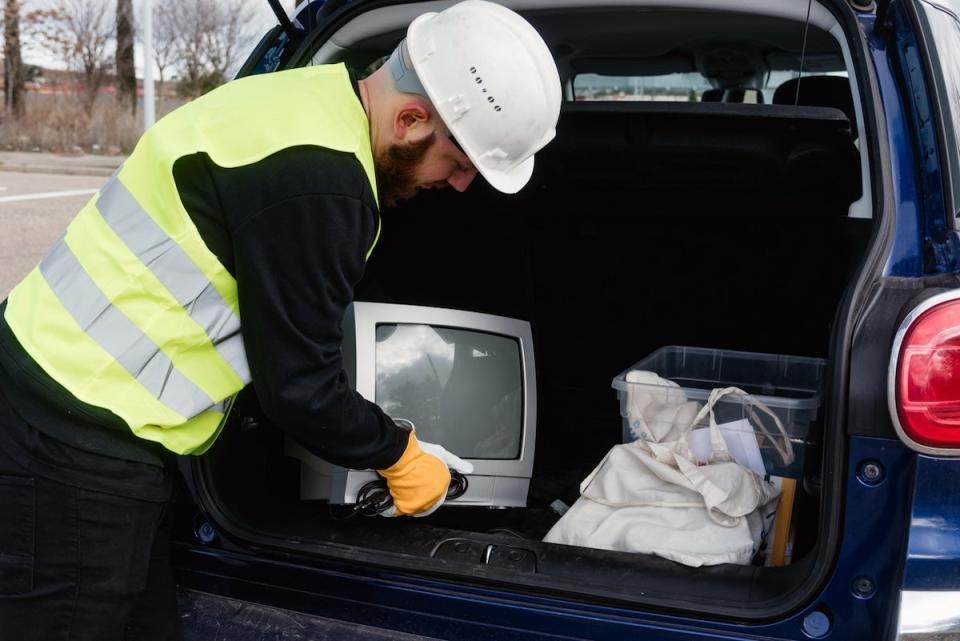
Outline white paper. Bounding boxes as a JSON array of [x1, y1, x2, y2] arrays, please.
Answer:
[[685, 427, 714, 463], [686, 419, 767, 476]]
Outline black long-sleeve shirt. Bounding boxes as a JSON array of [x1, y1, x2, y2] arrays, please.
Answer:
[[175, 145, 407, 471], [0, 143, 408, 497]]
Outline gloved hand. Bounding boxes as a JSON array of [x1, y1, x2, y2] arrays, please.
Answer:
[[376, 429, 474, 517]]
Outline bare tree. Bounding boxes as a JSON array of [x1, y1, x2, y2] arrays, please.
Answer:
[[201, 0, 253, 83], [169, 0, 256, 98], [115, 0, 135, 115], [3, 0, 25, 117], [26, 0, 114, 114], [172, 0, 216, 97], [136, 0, 257, 102]]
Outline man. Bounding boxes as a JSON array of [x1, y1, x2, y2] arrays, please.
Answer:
[[0, 1, 561, 639]]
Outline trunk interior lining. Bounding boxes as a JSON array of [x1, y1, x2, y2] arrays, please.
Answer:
[[199, 103, 872, 611]]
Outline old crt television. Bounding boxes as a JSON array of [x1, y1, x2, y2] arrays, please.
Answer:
[[285, 302, 537, 507]]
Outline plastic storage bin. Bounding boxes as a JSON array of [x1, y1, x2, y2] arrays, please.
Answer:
[[611, 346, 826, 478]]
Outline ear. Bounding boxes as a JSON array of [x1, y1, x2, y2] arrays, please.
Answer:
[[394, 101, 432, 141]]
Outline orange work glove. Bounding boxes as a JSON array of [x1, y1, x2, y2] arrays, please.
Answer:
[[376, 429, 473, 517]]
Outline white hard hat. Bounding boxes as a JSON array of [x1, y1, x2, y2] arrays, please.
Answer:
[[396, 0, 562, 194]]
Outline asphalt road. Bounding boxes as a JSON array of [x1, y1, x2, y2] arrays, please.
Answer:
[[0, 170, 104, 297], [178, 589, 440, 641]]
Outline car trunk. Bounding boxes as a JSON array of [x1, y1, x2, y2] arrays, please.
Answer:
[[195, 100, 872, 613]]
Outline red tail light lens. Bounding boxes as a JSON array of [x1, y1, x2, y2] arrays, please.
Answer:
[[891, 293, 960, 453]]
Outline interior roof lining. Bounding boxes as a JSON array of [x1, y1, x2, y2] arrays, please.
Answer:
[[323, 0, 840, 48]]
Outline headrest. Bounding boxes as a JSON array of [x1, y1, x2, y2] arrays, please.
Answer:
[[701, 88, 725, 102], [773, 75, 856, 134], [700, 88, 764, 104]]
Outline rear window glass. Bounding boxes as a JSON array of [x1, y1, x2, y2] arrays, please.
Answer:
[[573, 72, 712, 102], [572, 70, 848, 103]]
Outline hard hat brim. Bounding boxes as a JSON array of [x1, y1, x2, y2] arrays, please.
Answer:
[[478, 155, 535, 194], [405, 10, 537, 195]]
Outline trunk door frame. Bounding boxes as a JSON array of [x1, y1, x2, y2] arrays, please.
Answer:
[[183, 0, 904, 626]]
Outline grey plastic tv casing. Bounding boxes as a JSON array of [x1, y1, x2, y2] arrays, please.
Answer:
[[284, 302, 538, 507]]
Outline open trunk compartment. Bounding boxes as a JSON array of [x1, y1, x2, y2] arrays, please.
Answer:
[[196, 103, 873, 614]]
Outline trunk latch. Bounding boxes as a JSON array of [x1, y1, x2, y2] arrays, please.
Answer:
[[432, 538, 537, 572]]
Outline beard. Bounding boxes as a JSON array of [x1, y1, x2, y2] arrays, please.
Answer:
[[374, 132, 437, 208]]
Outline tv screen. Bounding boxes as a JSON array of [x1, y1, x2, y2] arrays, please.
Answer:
[[374, 324, 523, 460]]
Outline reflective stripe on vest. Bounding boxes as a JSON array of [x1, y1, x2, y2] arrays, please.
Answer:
[[4, 64, 378, 454], [93, 175, 249, 385], [40, 238, 216, 419]]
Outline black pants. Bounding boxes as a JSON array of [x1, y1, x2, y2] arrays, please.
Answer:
[[0, 415, 181, 640]]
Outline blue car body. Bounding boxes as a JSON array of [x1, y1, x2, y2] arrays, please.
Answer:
[[173, 1, 960, 639]]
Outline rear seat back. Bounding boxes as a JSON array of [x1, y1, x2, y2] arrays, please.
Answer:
[[534, 102, 861, 215]]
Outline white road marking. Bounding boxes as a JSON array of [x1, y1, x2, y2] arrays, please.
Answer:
[[0, 188, 97, 204]]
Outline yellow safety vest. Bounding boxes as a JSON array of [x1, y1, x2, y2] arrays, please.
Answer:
[[4, 64, 379, 455]]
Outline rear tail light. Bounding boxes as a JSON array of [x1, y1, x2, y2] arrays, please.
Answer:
[[889, 290, 960, 455]]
